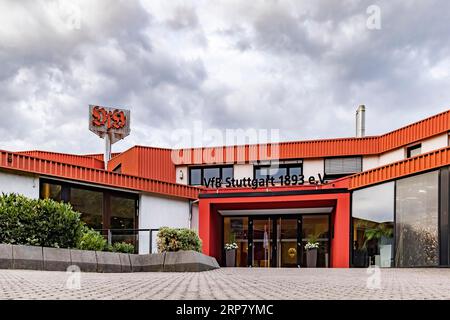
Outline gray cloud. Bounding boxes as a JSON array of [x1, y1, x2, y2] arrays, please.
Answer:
[[0, 0, 449, 154]]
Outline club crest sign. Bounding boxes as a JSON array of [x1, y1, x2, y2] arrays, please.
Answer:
[[89, 105, 130, 144]]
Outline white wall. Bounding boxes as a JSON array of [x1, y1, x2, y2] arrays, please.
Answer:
[[422, 133, 448, 153], [302, 159, 324, 183], [0, 171, 39, 199], [191, 204, 199, 232], [175, 166, 188, 185], [138, 193, 190, 254], [233, 164, 253, 179], [379, 148, 405, 167], [362, 155, 379, 171]]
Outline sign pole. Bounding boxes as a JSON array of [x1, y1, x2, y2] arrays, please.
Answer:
[[104, 133, 111, 169]]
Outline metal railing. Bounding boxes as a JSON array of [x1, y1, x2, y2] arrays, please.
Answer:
[[94, 228, 160, 254]]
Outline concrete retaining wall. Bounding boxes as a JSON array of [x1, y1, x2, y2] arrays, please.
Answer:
[[0, 244, 219, 273]]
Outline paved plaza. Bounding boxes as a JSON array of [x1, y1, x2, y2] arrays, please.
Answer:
[[0, 268, 450, 300]]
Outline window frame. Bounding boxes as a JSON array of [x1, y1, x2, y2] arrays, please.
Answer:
[[39, 178, 139, 231], [188, 165, 234, 187], [323, 156, 362, 180], [253, 162, 303, 182], [406, 143, 422, 158]]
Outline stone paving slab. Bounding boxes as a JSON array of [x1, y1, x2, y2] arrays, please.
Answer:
[[0, 268, 450, 300]]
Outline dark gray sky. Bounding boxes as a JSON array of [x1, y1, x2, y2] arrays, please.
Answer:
[[1, 0, 449, 154]]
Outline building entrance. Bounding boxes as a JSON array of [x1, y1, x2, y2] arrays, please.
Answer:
[[223, 214, 330, 268]]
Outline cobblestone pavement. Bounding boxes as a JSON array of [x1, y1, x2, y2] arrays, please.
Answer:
[[1, 268, 450, 300]]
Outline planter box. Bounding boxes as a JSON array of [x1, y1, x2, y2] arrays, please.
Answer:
[[96, 251, 122, 273], [70, 249, 98, 272], [164, 250, 220, 272], [0, 244, 13, 269], [118, 253, 132, 273], [225, 249, 236, 267], [12, 245, 43, 270], [43, 247, 72, 271], [306, 249, 317, 268], [0, 244, 219, 273], [129, 253, 165, 272]]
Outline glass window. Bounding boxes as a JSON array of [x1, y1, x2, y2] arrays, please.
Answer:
[[269, 166, 287, 182], [189, 166, 233, 187], [325, 157, 362, 179], [289, 166, 302, 177], [70, 188, 103, 230], [203, 167, 220, 182], [255, 166, 269, 180], [189, 168, 202, 185], [255, 163, 303, 183], [302, 215, 329, 268], [352, 182, 395, 267], [110, 195, 136, 249], [222, 167, 234, 182], [395, 171, 439, 267], [224, 217, 248, 267], [110, 196, 135, 230], [40, 182, 62, 202], [407, 144, 422, 158]]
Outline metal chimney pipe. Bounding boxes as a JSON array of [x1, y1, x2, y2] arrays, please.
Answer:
[[356, 105, 366, 138]]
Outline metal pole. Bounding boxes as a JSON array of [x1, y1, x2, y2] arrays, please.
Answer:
[[104, 133, 111, 169], [356, 105, 366, 138]]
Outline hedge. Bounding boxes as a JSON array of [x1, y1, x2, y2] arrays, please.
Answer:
[[0, 193, 134, 253], [0, 193, 84, 248], [157, 227, 202, 253]]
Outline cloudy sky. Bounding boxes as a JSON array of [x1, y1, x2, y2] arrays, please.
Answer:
[[1, 0, 449, 154]]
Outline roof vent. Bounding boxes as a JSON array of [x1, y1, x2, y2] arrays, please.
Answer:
[[356, 105, 366, 138]]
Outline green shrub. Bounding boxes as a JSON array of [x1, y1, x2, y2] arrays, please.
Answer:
[[109, 241, 135, 254], [0, 193, 84, 248], [157, 227, 202, 253], [76, 227, 107, 251]]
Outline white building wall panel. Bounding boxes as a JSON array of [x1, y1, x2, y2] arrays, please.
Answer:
[[302, 159, 324, 183], [422, 133, 448, 153], [379, 148, 405, 166], [0, 171, 39, 199], [175, 166, 188, 185], [233, 164, 253, 179], [138, 193, 190, 254], [362, 156, 380, 171]]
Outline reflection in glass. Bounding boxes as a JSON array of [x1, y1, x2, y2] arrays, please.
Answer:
[[277, 218, 298, 267], [352, 182, 394, 267], [110, 196, 136, 248], [222, 167, 234, 182], [203, 167, 220, 183], [395, 171, 439, 267], [223, 217, 248, 267], [40, 183, 62, 202], [70, 188, 103, 230], [302, 215, 329, 267], [253, 218, 272, 267], [189, 168, 201, 185]]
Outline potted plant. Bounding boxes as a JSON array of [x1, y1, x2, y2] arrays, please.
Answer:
[[363, 223, 393, 267], [305, 234, 320, 268], [224, 233, 238, 267]]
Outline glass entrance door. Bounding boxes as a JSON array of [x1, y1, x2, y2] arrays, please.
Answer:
[[236, 214, 330, 268], [276, 217, 300, 267], [251, 218, 273, 267], [250, 217, 301, 267]]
